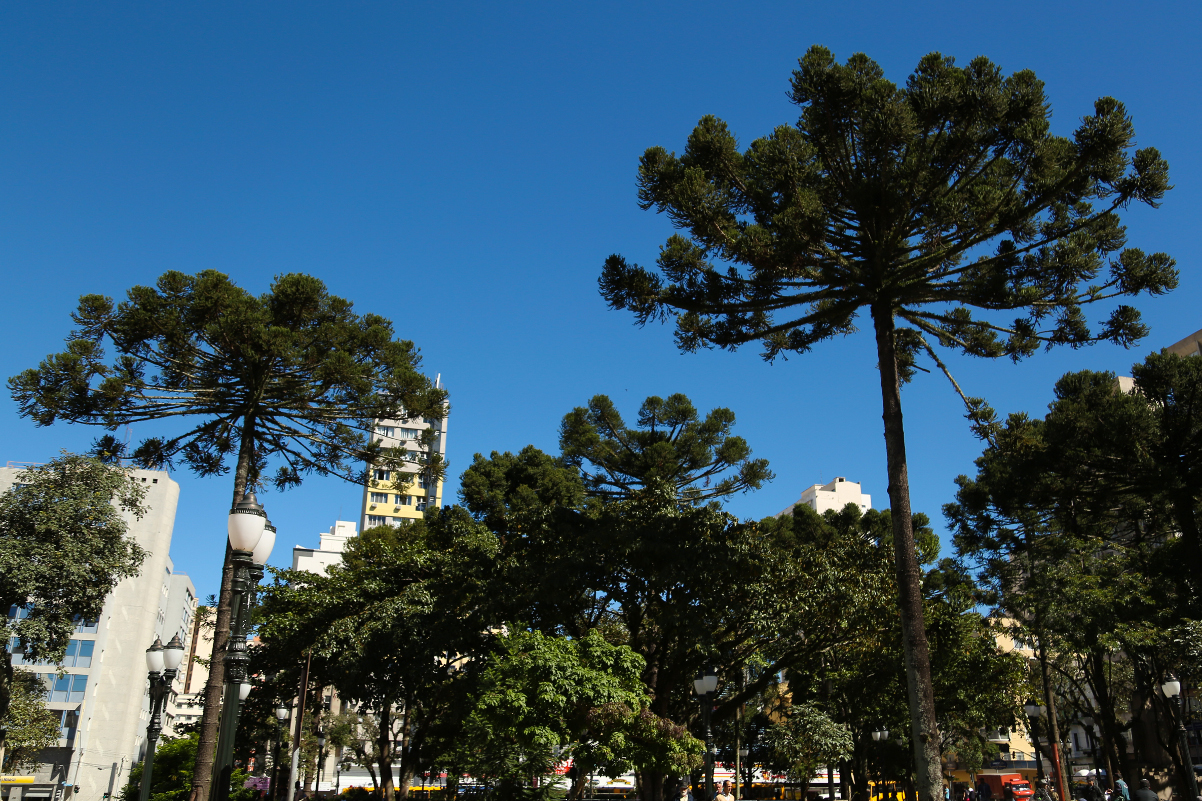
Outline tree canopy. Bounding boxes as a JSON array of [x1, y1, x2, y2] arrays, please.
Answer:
[[9, 270, 447, 801], [597, 46, 1175, 801]]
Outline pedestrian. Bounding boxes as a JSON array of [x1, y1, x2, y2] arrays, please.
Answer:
[[1114, 775, 1129, 801], [1034, 780, 1054, 801], [677, 781, 695, 801], [715, 781, 735, 801], [978, 778, 993, 801], [945, 786, 951, 801], [1132, 780, 1157, 801], [1084, 778, 1105, 801], [964, 785, 976, 801]]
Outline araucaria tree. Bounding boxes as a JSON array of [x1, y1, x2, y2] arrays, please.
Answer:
[[599, 47, 1174, 801], [9, 271, 447, 801]]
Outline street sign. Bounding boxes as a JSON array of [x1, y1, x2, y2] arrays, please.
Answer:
[[1, 777, 37, 785]]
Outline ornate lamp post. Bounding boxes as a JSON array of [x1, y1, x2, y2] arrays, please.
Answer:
[[272, 705, 290, 801], [1161, 673, 1199, 801], [139, 635, 186, 801], [693, 667, 719, 801], [212, 495, 275, 801], [315, 730, 327, 797], [1024, 701, 1047, 781]]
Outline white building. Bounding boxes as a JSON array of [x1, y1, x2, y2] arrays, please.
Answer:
[[777, 477, 872, 517], [291, 520, 359, 576], [1, 466, 196, 801]]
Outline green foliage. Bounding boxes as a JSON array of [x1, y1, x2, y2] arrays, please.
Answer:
[[257, 511, 499, 797], [765, 702, 852, 782], [0, 671, 60, 772], [454, 629, 701, 784], [766, 504, 1025, 792], [0, 453, 147, 720], [119, 735, 200, 801], [559, 394, 772, 504], [600, 46, 1173, 371], [948, 353, 1202, 783], [8, 270, 446, 490]]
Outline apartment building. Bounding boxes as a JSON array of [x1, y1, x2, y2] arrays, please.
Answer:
[[776, 476, 872, 517], [1, 466, 196, 801], [360, 387, 448, 530], [291, 520, 359, 576]]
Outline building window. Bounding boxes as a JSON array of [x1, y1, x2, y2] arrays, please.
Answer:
[[418, 475, 430, 490], [367, 515, 388, 527], [376, 426, 395, 437], [73, 616, 99, 634], [46, 673, 88, 703], [397, 495, 411, 506], [373, 469, 390, 482], [369, 492, 389, 504], [415, 501, 427, 512], [398, 428, 420, 440], [61, 638, 95, 668]]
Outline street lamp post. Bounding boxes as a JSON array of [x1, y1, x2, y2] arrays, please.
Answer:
[[693, 668, 719, 801], [272, 705, 290, 801], [212, 496, 275, 801], [1161, 673, 1199, 801], [1023, 701, 1047, 782], [315, 730, 327, 798], [138, 635, 186, 801]]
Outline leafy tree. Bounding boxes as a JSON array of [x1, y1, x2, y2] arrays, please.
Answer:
[[257, 514, 497, 801], [598, 46, 1175, 801], [10, 271, 446, 801], [559, 394, 771, 503], [0, 671, 60, 773], [462, 394, 883, 801], [453, 629, 701, 799], [763, 504, 1024, 801], [947, 361, 1202, 793], [764, 702, 852, 794], [118, 735, 258, 801], [0, 454, 146, 721]]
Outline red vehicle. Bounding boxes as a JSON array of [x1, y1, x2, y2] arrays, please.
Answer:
[[978, 773, 1034, 801]]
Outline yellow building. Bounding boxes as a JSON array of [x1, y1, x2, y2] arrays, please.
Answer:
[[360, 391, 449, 529]]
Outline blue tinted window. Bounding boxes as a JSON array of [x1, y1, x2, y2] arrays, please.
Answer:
[[76, 640, 94, 668], [51, 674, 71, 702], [73, 616, 98, 634], [69, 674, 87, 702], [64, 640, 79, 664]]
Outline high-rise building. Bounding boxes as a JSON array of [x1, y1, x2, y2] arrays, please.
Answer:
[[776, 477, 872, 517], [360, 386, 448, 530], [1, 466, 196, 801]]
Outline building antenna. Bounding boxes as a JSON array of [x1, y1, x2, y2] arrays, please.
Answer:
[[436, 372, 441, 390]]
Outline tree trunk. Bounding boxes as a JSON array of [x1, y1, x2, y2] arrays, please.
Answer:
[[190, 421, 257, 801], [397, 705, 415, 801], [0, 646, 12, 727], [377, 704, 396, 801], [870, 303, 943, 801], [1036, 634, 1069, 801]]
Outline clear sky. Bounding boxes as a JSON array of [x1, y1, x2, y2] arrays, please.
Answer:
[[2, 1, 1198, 600]]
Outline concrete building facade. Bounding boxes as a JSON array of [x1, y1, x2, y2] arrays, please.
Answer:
[[1, 466, 197, 801], [1166, 327, 1202, 358], [291, 520, 359, 576], [777, 477, 872, 518]]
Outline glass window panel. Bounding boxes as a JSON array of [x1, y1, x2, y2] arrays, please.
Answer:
[[69, 674, 87, 702], [52, 674, 71, 703], [64, 640, 79, 665], [76, 640, 94, 668]]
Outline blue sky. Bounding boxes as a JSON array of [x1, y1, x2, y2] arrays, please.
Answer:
[[2, 1, 1198, 599]]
